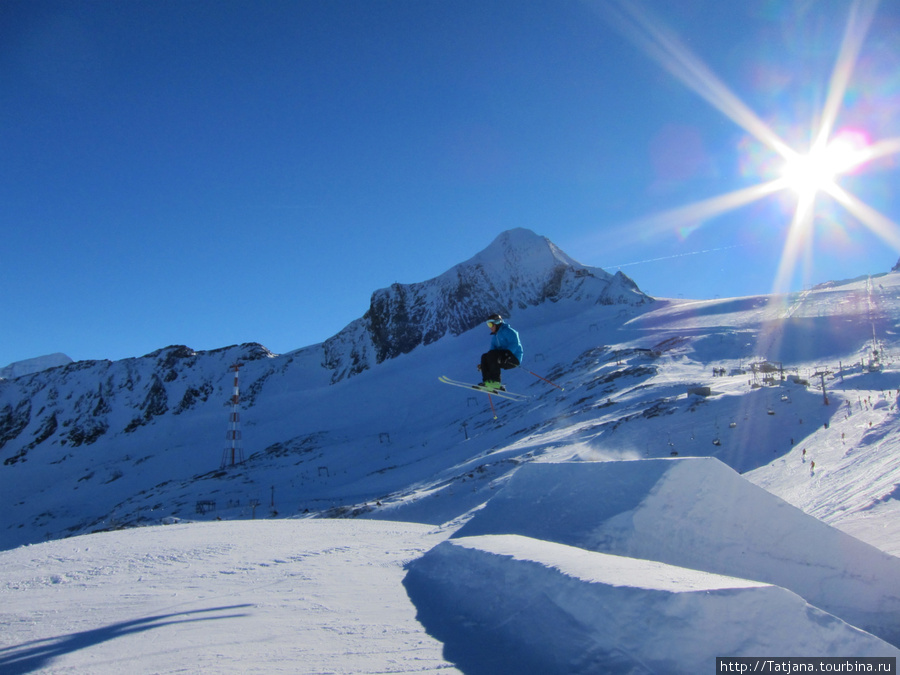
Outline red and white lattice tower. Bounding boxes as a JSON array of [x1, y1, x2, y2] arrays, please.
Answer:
[[221, 362, 244, 468]]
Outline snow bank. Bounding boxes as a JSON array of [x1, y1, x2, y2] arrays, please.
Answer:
[[454, 458, 900, 647], [404, 534, 899, 675]]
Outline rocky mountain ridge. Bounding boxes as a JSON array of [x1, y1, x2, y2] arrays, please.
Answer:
[[322, 228, 650, 381]]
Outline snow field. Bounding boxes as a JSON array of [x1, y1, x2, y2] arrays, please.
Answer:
[[0, 520, 458, 674]]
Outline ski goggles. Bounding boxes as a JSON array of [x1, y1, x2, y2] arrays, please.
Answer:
[[487, 320, 501, 327]]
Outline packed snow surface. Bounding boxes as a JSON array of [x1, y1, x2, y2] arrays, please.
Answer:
[[454, 459, 900, 647], [3, 481, 898, 674], [406, 535, 895, 674], [0, 520, 457, 674]]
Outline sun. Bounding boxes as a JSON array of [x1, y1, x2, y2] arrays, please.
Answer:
[[780, 150, 839, 200], [779, 132, 867, 201]]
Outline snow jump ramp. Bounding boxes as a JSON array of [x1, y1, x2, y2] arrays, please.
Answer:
[[405, 534, 898, 674], [453, 457, 900, 648]]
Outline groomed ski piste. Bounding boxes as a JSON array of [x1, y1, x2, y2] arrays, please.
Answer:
[[3, 230, 900, 672]]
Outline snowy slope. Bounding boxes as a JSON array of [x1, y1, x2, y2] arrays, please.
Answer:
[[3, 231, 900, 671], [0, 520, 457, 674], [2, 485, 897, 674]]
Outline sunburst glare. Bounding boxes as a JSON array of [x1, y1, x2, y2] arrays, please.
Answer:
[[598, 0, 900, 294]]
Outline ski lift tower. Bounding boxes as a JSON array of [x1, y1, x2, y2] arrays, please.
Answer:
[[813, 367, 832, 406], [221, 362, 245, 468]]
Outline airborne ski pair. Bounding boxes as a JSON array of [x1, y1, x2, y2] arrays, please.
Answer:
[[438, 375, 527, 419], [438, 375, 529, 401], [439, 369, 563, 418]]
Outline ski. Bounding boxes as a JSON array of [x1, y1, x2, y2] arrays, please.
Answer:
[[438, 375, 529, 401]]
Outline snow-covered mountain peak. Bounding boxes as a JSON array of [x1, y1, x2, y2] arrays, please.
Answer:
[[322, 228, 650, 381], [466, 227, 582, 273], [0, 352, 73, 380]]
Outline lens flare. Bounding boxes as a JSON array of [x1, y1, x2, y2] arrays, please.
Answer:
[[595, 0, 900, 294]]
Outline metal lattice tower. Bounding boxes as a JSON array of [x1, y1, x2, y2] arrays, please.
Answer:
[[221, 362, 244, 468]]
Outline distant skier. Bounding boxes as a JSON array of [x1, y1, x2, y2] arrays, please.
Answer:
[[477, 314, 523, 392]]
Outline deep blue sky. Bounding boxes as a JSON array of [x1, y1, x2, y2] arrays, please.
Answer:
[[3, 0, 899, 364]]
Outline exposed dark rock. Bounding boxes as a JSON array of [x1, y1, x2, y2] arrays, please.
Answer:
[[323, 229, 652, 382], [0, 399, 31, 451]]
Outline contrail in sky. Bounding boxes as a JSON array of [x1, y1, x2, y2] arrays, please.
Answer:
[[605, 245, 741, 269]]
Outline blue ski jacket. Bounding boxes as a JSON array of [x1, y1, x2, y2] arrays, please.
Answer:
[[491, 323, 524, 364]]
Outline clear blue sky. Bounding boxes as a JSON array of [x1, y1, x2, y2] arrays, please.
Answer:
[[3, 0, 899, 365]]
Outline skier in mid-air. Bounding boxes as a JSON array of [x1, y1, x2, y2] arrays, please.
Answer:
[[477, 314, 523, 392]]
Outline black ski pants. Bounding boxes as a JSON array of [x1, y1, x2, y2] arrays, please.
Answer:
[[480, 349, 519, 383]]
